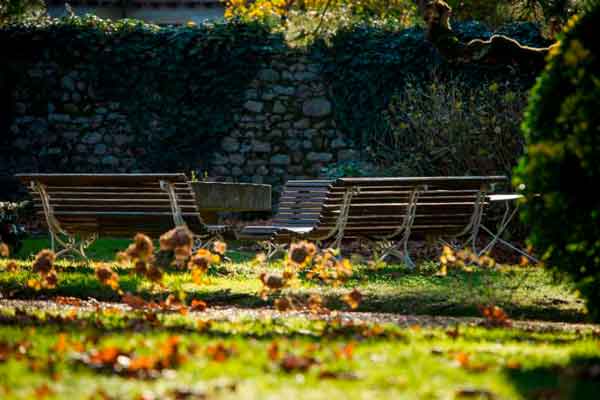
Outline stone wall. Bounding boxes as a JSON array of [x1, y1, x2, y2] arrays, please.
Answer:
[[210, 54, 358, 196], [0, 51, 357, 200]]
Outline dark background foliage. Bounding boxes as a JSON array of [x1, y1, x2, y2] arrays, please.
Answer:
[[316, 21, 551, 176]]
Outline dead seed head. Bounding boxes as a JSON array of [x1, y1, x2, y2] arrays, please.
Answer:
[[95, 265, 114, 282], [213, 241, 227, 255], [134, 260, 147, 276], [44, 270, 58, 288], [289, 241, 317, 265], [146, 266, 163, 282], [160, 227, 192, 251], [0, 243, 9, 257], [127, 233, 154, 261], [32, 249, 56, 275]]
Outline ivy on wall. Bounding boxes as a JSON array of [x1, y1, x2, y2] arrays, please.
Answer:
[[1, 16, 285, 170]]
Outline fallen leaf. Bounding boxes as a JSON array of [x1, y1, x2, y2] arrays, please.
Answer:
[[267, 341, 279, 361], [342, 289, 363, 310], [206, 342, 235, 362], [318, 370, 359, 380], [34, 383, 54, 399], [122, 293, 146, 309], [190, 299, 207, 312], [335, 343, 355, 360], [279, 353, 317, 373], [455, 387, 496, 399]]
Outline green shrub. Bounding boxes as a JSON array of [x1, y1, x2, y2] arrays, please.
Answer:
[[0, 0, 44, 26], [381, 76, 527, 177], [514, 1, 600, 320]]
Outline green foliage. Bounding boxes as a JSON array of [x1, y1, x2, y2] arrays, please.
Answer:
[[0, 0, 45, 25], [446, 0, 580, 27], [0, 15, 283, 170], [381, 77, 528, 177], [514, 2, 600, 320]]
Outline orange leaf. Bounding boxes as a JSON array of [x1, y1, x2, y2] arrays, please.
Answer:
[[34, 383, 54, 399], [53, 333, 68, 354], [335, 342, 355, 360], [455, 352, 470, 367], [279, 353, 316, 372], [190, 299, 207, 312], [128, 355, 156, 372], [267, 341, 279, 361], [122, 293, 146, 309]]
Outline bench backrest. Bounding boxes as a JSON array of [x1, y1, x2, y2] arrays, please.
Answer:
[[16, 173, 204, 238], [317, 176, 507, 240], [272, 180, 333, 229]]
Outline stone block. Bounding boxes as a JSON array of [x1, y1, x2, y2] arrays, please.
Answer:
[[302, 98, 332, 117]]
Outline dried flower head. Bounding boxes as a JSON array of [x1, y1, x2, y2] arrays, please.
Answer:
[[116, 251, 131, 265], [127, 233, 154, 261], [146, 266, 163, 283], [44, 270, 58, 288], [95, 264, 120, 291], [6, 261, 18, 272], [174, 246, 192, 263], [342, 289, 363, 310], [160, 226, 193, 252], [275, 296, 293, 312], [260, 272, 286, 290], [32, 249, 56, 275], [0, 243, 9, 257], [134, 260, 147, 276], [212, 241, 227, 255], [288, 241, 317, 266]]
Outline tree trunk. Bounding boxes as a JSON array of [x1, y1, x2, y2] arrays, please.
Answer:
[[415, 0, 554, 70]]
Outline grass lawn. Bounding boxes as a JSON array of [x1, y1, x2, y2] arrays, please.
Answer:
[[1, 238, 599, 399]]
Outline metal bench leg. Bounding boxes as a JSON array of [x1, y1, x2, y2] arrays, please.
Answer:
[[478, 200, 517, 256], [330, 187, 360, 251], [160, 180, 185, 227], [445, 188, 487, 253], [31, 181, 95, 262], [374, 186, 423, 269], [258, 241, 287, 262]]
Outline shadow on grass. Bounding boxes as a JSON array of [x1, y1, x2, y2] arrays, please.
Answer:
[[2, 280, 587, 323], [505, 356, 600, 399], [1, 251, 587, 322]]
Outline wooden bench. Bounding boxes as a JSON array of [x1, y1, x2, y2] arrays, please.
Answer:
[[16, 173, 229, 259], [240, 176, 507, 266], [333, 176, 506, 265]]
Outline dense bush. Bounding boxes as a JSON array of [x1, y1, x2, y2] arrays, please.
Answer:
[[514, 2, 600, 319], [0, 0, 44, 25], [380, 76, 527, 177]]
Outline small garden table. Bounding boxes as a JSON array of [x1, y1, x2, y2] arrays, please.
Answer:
[[189, 182, 271, 223]]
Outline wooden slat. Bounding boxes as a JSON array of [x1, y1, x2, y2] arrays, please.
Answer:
[[337, 176, 507, 187], [35, 197, 196, 204], [16, 173, 188, 186]]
